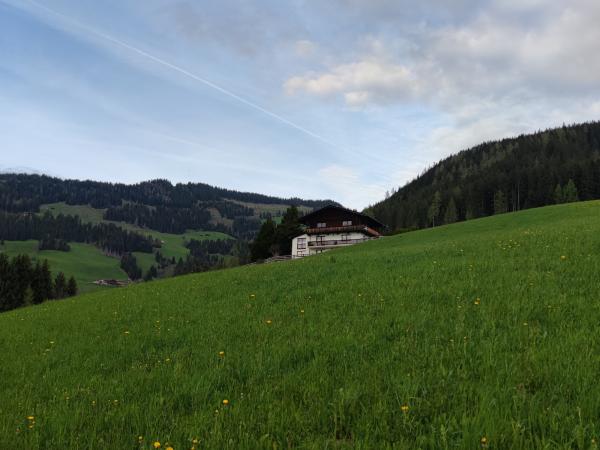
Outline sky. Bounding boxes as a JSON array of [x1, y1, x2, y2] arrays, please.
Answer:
[[1, 0, 600, 209]]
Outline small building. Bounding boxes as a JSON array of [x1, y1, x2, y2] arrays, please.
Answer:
[[291, 205, 385, 258]]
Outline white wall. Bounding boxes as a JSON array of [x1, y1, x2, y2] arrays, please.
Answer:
[[292, 231, 375, 258]]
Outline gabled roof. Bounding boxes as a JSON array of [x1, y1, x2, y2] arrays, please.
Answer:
[[299, 204, 385, 229]]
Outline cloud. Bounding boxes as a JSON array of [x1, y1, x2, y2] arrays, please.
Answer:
[[285, 60, 418, 106], [285, 0, 600, 110]]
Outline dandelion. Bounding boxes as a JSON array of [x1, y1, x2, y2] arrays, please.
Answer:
[[153, 442, 161, 449], [218, 351, 225, 358], [480, 436, 488, 447], [138, 436, 143, 443], [300, 309, 305, 314], [474, 298, 481, 305], [250, 294, 256, 299], [166, 446, 174, 450], [27, 416, 34, 421], [560, 255, 567, 260], [124, 331, 130, 335], [265, 320, 272, 325], [401, 405, 409, 413], [222, 399, 229, 406], [192, 439, 199, 445]]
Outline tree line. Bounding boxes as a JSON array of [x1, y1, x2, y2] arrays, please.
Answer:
[[0, 254, 77, 312], [0, 211, 157, 254], [0, 174, 336, 212], [369, 121, 600, 231]]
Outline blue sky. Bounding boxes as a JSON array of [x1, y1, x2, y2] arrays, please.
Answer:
[[1, 0, 600, 209]]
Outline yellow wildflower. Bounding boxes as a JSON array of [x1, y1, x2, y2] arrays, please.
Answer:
[[265, 320, 272, 325], [401, 405, 409, 413], [474, 298, 481, 305], [222, 399, 229, 406], [218, 351, 225, 357], [480, 436, 488, 447], [153, 442, 161, 449], [27, 416, 34, 421], [560, 255, 567, 260]]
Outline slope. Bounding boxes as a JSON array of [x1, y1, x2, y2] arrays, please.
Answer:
[[369, 121, 600, 232], [1, 201, 600, 449]]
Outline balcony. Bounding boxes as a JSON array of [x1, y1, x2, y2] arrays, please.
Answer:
[[308, 238, 371, 248], [305, 225, 381, 237]]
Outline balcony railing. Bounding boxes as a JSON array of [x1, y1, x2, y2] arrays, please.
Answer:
[[308, 238, 371, 247], [305, 225, 381, 237]]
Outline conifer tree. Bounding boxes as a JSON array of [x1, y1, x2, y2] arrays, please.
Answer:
[[493, 191, 508, 214], [427, 191, 442, 227], [443, 197, 458, 224], [275, 206, 303, 256], [67, 276, 78, 297], [563, 179, 579, 203], [54, 272, 67, 299], [250, 218, 277, 261], [554, 184, 564, 204]]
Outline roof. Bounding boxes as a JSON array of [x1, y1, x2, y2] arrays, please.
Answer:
[[299, 204, 385, 229]]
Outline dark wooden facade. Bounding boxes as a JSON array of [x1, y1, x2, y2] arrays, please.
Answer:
[[299, 205, 385, 232]]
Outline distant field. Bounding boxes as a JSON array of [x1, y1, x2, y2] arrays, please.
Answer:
[[2, 201, 600, 448], [228, 199, 313, 218], [40, 202, 233, 261], [0, 240, 126, 293]]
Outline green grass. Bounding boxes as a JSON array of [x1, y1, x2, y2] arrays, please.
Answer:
[[2, 201, 600, 449], [40, 202, 233, 261], [0, 241, 126, 293]]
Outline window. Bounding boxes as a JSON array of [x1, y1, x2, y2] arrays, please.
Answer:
[[342, 220, 353, 226], [297, 238, 307, 250], [316, 235, 325, 244], [317, 222, 327, 228], [341, 234, 350, 241]]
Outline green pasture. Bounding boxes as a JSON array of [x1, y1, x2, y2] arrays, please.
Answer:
[[2, 201, 600, 449], [0, 240, 126, 293]]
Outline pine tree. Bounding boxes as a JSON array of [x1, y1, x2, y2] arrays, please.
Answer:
[[554, 184, 564, 204], [563, 179, 579, 203], [493, 191, 508, 214], [29, 260, 54, 304], [250, 218, 277, 261], [54, 272, 67, 299], [427, 191, 442, 227], [274, 206, 303, 256], [66, 276, 78, 297], [443, 197, 458, 224]]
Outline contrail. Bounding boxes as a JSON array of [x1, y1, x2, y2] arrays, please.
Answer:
[[9, 0, 402, 186], [16, 0, 342, 150]]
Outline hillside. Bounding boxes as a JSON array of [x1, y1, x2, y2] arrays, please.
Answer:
[[0, 174, 335, 239], [1, 201, 599, 449], [369, 121, 600, 232]]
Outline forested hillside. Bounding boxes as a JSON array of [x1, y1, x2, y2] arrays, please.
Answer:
[[369, 121, 600, 232], [0, 174, 335, 239]]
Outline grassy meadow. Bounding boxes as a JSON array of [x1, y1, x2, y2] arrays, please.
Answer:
[[40, 202, 232, 260], [2, 201, 600, 449], [0, 240, 126, 294]]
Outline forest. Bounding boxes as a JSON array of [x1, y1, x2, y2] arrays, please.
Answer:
[[0, 174, 335, 212], [369, 121, 600, 231], [0, 211, 157, 254], [0, 253, 77, 312]]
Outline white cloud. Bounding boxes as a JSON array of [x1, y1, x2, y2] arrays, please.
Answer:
[[285, 60, 418, 106]]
